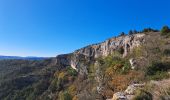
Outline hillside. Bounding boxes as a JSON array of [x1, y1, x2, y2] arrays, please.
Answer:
[[0, 27, 170, 100]]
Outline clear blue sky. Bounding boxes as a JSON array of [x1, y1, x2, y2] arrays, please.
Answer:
[[0, 0, 170, 57]]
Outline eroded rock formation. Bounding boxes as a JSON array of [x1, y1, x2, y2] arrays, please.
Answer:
[[54, 34, 145, 74]]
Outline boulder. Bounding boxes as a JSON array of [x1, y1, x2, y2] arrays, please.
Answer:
[[112, 92, 127, 100], [125, 83, 145, 95], [129, 58, 137, 70]]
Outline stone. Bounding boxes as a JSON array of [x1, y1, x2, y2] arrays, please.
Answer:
[[54, 34, 145, 74], [125, 83, 145, 95], [112, 92, 127, 100], [125, 85, 136, 95], [129, 58, 137, 70]]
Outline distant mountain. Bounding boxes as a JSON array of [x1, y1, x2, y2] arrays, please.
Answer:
[[0, 55, 48, 60]]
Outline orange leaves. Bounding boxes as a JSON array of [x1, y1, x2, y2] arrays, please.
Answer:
[[107, 70, 142, 92]]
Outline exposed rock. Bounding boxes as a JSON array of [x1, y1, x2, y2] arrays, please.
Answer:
[[126, 95, 135, 100], [72, 34, 145, 72], [108, 83, 145, 100], [53, 34, 145, 75], [112, 92, 127, 100], [74, 34, 145, 59], [129, 58, 137, 70], [125, 85, 136, 95], [95, 61, 106, 94], [129, 57, 147, 70], [125, 83, 145, 95], [51, 34, 146, 100]]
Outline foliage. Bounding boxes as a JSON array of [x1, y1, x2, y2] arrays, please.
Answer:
[[142, 28, 158, 33], [72, 95, 79, 100], [99, 55, 131, 76], [147, 71, 169, 80], [151, 47, 161, 54], [128, 30, 134, 35], [163, 49, 170, 56], [161, 25, 170, 36], [68, 84, 77, 96], [132, 46, 143, 57], [133, 89, 152, 100], [146, 61, 170, 80], [146, 62, 169, 76], [58, 91, 72, 100], [49, 78, 58, 92], [66, 67, 78, 77], [119, 32, 125, 36], [58, 72, 66, 79], [117, 47, 124, 54], [107, 71, 143, 92]]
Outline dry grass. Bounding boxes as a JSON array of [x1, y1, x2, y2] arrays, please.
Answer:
[[146, 78, 170, 100]]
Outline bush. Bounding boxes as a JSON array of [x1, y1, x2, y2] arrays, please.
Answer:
[[118, 47, 124, 54], [133, 89, 152, 100], [107, 71, 142, 92], [49, 78, 58, 92], [129, 30, 134, 35], [163, 49, 170, 56], [119, 32, 125, 36], [68, 84, 77, 96], [142, 28, 158, 33], [146, 62, 170, 80], [58, 91, 72, 100], [146, 62, 169, 75], [66, 67, 78, 77], [147, 71, 169, 80], [161, 26, 170, 36]]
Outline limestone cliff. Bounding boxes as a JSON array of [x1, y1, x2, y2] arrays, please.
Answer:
[[55, 33, 145, 73]]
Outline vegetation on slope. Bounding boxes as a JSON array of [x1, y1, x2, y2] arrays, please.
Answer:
[[0, 26, 170, 100]]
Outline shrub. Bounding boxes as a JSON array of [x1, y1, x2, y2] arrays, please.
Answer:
[[133, 89, 152, 100], [151, 47, 161, 53], [129, 30, 134, 35], [58, 72, 66, 79], [58, 91, 72, 100], [146, 62, 169, 76], [161, 26, 170, 36], [142, 28, 158, 33], [66, 67, 78, 77], [132, 46, 143, 57], [119, 32, 125, 36], [49, 78, 58, 92], [68, 84, 77, 96], [106, 70, 142, 92], [146, 62, 170, 80], [163, 49, 170, 56], [147, 71, 169, 80], [118, 47, 124, 54], [72, 95, 79, 100]]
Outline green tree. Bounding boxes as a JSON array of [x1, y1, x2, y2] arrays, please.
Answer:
[[119, 32, 125, 36], [128, 30, 133, 35], [161, 25, 170, 35]]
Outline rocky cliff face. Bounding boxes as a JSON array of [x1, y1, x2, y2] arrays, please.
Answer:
[[55, 33, 145, 74]]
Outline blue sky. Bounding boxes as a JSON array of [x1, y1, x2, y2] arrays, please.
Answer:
[[0, 0, 170, 57]]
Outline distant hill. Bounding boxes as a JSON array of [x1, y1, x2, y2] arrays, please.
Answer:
[[0, 55, 48, 60]]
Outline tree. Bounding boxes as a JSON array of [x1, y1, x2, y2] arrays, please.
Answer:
[[142, 28, 158, 33], [128, 30, 133, 35], [119, 32, 125, 36], [133, 30, 138, 34], [161, 25, 170, 35]]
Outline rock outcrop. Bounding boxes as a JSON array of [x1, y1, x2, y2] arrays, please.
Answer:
[[112, 92, 127, 100], [54, 34, 145, 74], [108, 83, 145, 100]]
